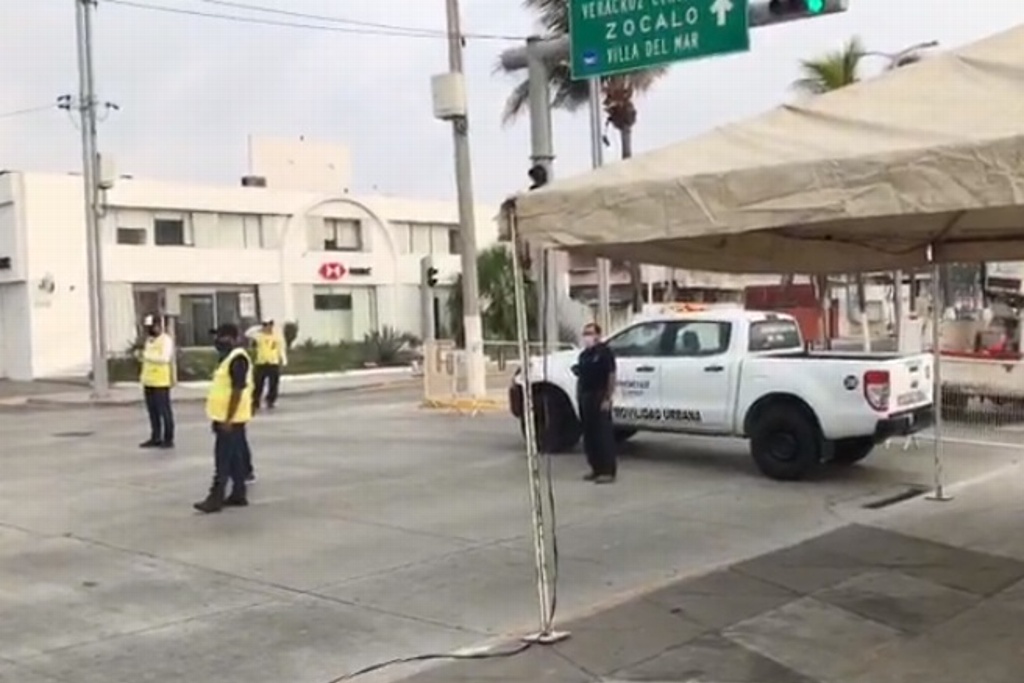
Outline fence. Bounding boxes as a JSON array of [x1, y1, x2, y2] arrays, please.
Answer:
[[421, 340, 574, 414]]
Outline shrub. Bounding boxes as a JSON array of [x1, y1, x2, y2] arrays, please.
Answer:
[[360, 327, 420, 367], [283, 321, 299, 349]]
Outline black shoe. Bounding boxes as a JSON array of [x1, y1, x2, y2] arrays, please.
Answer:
[[594, 475, 616, 485], [245, 473, 256, 483], [139, 440, 160, 449], [159, 441, 175, 450], [224, 495, 248, 507], [267, 403, 276, 410], [193, 495, 223, 514], [582, 473, 598, 482]]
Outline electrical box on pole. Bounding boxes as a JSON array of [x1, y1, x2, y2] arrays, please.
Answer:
[[752, 0, 849, 26]]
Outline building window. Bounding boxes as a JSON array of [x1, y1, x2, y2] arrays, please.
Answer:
[[242, 214, 263, 248], [324, 218, 362, 251], [117, 227, 147, 245], [154, 218, 187, 246], [313, 293, 353, 311], [448, 228, 461, 255]]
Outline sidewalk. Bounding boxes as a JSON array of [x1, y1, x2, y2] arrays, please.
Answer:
[[0, 367, 417, 407], [399, 466, 1024, 683]]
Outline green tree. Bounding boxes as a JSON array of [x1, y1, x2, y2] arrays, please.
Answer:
[[448, 245, 537, 343], [499, 0, 666, 312]]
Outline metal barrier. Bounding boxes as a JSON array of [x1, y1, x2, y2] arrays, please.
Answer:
[[421, 340, 575, 414], [935, 355, 1024, 449]]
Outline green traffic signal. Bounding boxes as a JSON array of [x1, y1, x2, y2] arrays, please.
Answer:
[[806, 0, 824, 12]]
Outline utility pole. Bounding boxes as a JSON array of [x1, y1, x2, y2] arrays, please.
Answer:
[[526, 37, 560, 354], [588, 81, 611, 333], [443, 0, 486, 398], [75, 0, 110, 397]]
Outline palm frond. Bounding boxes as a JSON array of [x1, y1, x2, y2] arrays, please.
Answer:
[[501, 79, 532, 124], [792, 35, 865, 94]]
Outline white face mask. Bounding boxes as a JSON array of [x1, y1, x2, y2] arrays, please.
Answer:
[[582, 334, 598, 347]]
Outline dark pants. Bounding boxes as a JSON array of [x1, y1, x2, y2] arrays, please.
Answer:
[[254, 364, 281, 408], [240, 425, 254, 478], [212, 426, 247, 498], [143, 386, 175, 443], [579, 391, 616, 477]]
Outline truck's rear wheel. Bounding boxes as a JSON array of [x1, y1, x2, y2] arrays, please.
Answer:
[[520, 386, 580, 453], [831, 437, 875, 466], [749, 404, 822, 481]]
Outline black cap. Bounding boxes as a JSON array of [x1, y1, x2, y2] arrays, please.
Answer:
[[210, 323, 240, 338]]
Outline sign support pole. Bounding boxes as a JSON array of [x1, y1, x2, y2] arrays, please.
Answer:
[[589, 79, 612, 333]]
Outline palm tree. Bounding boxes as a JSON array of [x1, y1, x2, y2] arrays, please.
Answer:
[[500, 0, 666, 313], [792, 37, 868, 347]]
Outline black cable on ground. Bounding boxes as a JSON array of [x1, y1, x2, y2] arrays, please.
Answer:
[[325, 641, 535, 682]]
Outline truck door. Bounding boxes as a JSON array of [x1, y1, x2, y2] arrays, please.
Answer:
[[659, 320, 736, 434], [605, 320, 670, 429]]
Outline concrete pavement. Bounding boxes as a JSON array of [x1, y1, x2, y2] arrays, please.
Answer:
[[0, 392, 1018, 683]]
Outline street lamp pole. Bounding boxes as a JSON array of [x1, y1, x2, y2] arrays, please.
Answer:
[[864, 40, 939, 350]]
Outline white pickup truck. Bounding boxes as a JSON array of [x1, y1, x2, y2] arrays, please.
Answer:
[[509, 310, 935, 480]]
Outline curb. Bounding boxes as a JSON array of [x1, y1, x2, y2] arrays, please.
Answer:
[[421, 397, 504, 413], [18, 378, 421, 409]]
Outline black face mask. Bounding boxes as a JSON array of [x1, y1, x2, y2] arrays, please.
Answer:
[[214, 339, 233, 356], [146, 326, 158, 337]]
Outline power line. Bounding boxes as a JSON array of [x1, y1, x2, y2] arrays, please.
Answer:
[[103, 0, 524, 41], [0, 104, 56, 119], [197, 0, 439, 36]]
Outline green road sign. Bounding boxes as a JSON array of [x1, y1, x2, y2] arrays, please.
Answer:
[[569, 0, 751, 80]]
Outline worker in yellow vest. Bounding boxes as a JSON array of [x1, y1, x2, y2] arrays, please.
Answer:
[[138, 315, 176, 449], [247, 319, 286, 411], [194, 323, 254, 513]]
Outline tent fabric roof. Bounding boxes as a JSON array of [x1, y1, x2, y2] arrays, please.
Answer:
[[511, 24, 1024, 274]]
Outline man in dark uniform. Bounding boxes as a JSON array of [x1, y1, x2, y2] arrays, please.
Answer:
[[574, 322, 617, 484], [194, 323, 254, 514]]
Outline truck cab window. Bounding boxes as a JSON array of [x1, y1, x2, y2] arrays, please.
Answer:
[[748, 320, 803, 351], [606, 322, 668, 357], [668, 321, 731, 357]]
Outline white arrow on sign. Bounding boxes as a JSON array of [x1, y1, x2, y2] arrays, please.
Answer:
[[709, 0, 734, 26]]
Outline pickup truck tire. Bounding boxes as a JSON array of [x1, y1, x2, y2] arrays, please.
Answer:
[[749, 404, 822, 481], [831, 437, 875, 466], [520, 386, 581, 453]]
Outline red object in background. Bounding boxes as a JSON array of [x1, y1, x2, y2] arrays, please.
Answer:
[[319, 262, 346, 280], [744, 285, 838, 342]]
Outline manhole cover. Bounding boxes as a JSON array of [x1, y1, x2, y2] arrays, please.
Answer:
[[52, 431, 95, 438]]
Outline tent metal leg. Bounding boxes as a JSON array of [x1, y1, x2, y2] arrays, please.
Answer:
[[925, 259, 953, 502], [509, 210, 570, 644]]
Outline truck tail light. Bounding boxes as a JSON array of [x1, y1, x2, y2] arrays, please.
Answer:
[[863, 369, 890, 412]]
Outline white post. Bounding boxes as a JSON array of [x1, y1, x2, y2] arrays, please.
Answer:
[[927, 258, 952, 501], [588, 80, 612, 333]]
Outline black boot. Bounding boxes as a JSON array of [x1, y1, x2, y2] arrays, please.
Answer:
[[193, 482, 225, 514], [224, 488, 248, 507]]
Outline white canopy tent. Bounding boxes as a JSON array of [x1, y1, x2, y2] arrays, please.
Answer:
[[509, 24, 1024, 274], [504, 24, 1024, 642]]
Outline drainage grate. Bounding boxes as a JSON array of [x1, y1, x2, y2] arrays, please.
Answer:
[[52, 431, 95, 438], [862, 486, 929, 510]]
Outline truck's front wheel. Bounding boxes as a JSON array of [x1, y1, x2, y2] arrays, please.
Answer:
[[749, 405, 822, 481], [520, 386, 581, 453]]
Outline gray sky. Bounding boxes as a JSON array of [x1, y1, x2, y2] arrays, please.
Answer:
[[1, 1, 1022, 204]]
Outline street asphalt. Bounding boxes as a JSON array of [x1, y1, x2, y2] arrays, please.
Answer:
[[0, 388, 1018, 683]]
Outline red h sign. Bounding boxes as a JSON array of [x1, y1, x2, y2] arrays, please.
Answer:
[[319, 262, 346, 280]]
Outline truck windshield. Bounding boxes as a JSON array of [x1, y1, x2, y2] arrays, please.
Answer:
[[748, 320, 803, 351]]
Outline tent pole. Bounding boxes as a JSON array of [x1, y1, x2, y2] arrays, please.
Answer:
[[926, 257, 953, 502], [509, 208, 570, 643]]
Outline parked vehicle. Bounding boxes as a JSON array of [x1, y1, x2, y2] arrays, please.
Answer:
[[509, 309, 935, 480]]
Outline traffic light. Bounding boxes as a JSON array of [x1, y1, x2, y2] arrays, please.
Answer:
[[426, 266, 438, 288], [752, 0, 847, 25], [528, 164, 548, 190]]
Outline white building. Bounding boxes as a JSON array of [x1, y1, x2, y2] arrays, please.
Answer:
[[0, 137, 498, 380]]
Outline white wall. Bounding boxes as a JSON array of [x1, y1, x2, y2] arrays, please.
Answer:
[[0, 284, 32, 379], [9, 170, 502, 378]]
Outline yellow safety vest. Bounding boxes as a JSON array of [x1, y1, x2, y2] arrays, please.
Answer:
[[254, 332, 282, 365], [140, 336, 172, 388], [205, 348, 254, 424]]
